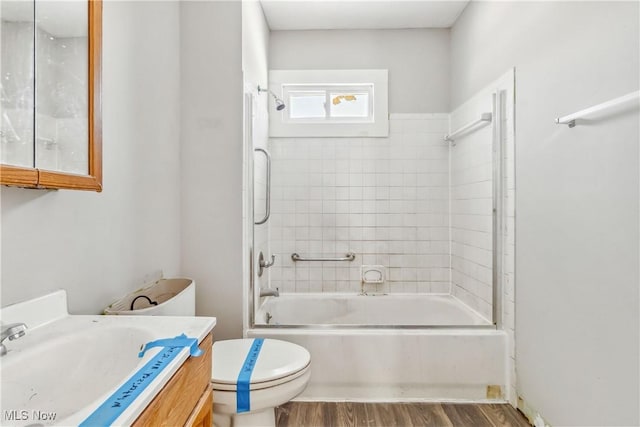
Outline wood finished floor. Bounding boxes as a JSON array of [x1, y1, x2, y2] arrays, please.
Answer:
[[276, 402, 531, 427]]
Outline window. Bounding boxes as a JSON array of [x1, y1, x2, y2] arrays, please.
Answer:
[[269, 69, 388, 138], [283, 84, 374, 122], [288, 90, 326, 119]]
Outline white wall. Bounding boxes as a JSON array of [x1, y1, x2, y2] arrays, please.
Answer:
[[1, 1, 181, 314], [180, 1, 244, 341], [269, 29, 450, 114], [451, 3, 639, 425], [242, 1, 269, 89]]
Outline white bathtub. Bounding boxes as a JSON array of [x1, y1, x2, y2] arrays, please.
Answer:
[[256, 293, 490, 326], [247, 293, 508, 402]]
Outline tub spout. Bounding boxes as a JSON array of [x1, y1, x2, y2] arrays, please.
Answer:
[[260, 287, 279, 297]]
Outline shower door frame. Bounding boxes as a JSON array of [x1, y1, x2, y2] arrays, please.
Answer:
[[244, 91, 256, 332], [492, 90, 506, 330], [245, 86, 513, 332]]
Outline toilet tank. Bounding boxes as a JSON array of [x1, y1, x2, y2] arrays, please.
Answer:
[[104, 278, 195, 316]]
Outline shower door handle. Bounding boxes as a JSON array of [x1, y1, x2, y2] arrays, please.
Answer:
[[254, 148, 271, 225]]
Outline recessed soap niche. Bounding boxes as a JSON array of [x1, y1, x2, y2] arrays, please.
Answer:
[[361, 265, 385, 284]]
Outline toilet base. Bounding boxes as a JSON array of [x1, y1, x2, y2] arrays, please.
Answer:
[[213, 408, 275, 427], [211, 365, 311, 427]]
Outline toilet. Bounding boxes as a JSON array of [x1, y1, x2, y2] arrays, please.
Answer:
[[105, 279, 311, 427], [211, 338, 311, 427]]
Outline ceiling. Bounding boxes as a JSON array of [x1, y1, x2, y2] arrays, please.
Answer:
[[259, 0, 470, 31]]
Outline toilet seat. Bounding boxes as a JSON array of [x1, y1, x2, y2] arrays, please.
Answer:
[[212, 364, 310, 391], [211, 339, 311, 391]]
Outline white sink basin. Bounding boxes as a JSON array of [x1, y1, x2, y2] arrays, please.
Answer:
[[2, 325, 153, 425], [0, 291, 216, 426]]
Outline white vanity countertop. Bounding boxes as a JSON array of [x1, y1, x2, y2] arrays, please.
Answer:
[[0, 290, 216, 427]]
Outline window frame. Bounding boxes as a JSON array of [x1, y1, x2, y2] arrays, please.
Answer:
[[283, 84, 375, 123], [269, 69, 388, 138]]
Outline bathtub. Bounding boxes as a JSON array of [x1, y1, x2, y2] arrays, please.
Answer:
[[247, 293, 508, 402], [255, 293, 490, 326]]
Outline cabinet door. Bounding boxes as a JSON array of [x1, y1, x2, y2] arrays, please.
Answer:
[[1, 0, 36, 171], [35, 1, 89, 175], [185, 385, 213, 427], [0, 0, 102, 191]]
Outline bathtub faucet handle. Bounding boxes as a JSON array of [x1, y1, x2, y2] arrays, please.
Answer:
[[258, 252, 276, 277], [261, 254, 276, 268]]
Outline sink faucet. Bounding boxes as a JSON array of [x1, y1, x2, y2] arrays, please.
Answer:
[[259, 287, 279, 298], [1, 323, 27, 356]]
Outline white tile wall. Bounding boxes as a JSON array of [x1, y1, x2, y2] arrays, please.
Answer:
[[269, 114, 450, 294], [450, 109, 494, 321]]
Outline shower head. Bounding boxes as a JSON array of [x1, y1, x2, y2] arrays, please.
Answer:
[[258, 85, 286, 111]]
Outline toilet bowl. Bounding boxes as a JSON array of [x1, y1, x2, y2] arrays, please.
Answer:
[[211, 338, 311, 427], [106, 282, 310, 426]]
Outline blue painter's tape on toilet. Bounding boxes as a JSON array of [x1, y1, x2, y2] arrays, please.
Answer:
[[236, 338, 265, 413]]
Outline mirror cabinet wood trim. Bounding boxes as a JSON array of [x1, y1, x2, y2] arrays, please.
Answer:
[[0, 0, 103, 192]]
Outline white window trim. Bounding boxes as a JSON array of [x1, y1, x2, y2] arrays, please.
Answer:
[[269, 69, 389, 138]]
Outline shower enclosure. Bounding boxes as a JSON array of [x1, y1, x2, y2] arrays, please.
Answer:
[[244, 69, 515, 401], [250, 111, 504, 327]]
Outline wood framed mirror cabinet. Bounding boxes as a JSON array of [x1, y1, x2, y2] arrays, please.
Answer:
[[1, 0, 102, 191]]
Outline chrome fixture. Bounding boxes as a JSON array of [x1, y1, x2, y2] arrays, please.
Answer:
[[1, 323, 27, 356], [444, 112, 492, 143], [291, 252, 356, 262], [555, 90, 639, 128], [254, 148, 271, 225], [260, 287, 279, 298], [258, 251, 276, 277], [257, 85, 286, 111]]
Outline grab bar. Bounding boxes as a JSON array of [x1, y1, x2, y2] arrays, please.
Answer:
[[254, 148, 271, 225], [291, 252, 356, 262]]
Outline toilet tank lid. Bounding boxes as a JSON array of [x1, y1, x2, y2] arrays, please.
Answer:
[[212, 338, 310, 385]]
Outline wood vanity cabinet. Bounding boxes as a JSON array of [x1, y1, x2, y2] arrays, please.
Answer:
[[133, 333, 213, 427], [185, 386, 214, 427]]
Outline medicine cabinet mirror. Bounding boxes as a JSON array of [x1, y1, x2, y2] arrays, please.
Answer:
[[1, 0, 102, 191]]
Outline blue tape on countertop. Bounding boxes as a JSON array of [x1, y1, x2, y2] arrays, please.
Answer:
[[138, 334, 202, 358], [79, 334, 202, 427], [236, 338, 264, 413]]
